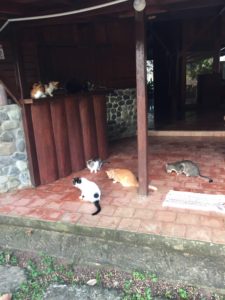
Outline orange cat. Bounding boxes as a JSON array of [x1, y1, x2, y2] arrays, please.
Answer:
[[106, 168, 157, 191], [30, 83, 46, 99], [30, 81, 59, 99]]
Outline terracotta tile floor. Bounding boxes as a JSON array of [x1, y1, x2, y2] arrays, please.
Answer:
[[1, 136, 225, 244]]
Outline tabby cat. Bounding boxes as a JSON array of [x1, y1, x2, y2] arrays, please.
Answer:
[[165, 160, 213, 183]]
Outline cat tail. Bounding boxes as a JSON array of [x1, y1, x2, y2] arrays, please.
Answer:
[[92, 201, 101, 215], [148, 184, 158, 191], [199, 174, 213, 183]]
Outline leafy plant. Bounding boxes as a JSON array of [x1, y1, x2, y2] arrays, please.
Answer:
[[165, 290, 173, 298], [95, 270, 101, 284], [149, 273, 158, 283], [124, 279, 132, 291], [132, 271, 158, 283], [178, 288, 188, 299], [186, 57, 213, 81], [0, 251, 18, 265], [133, 271, 146, 281], [145, 287, 152, 300]]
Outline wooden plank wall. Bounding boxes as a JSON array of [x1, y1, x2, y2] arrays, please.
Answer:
[[1, 15, 225, 104], [24, 93, 107, 186], [0, 18, 136, 98], [17, 19, 136, 98]]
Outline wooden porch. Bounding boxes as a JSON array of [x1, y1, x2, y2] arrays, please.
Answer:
[[1, 0, 225, 195], [1, 135, 225, 245]]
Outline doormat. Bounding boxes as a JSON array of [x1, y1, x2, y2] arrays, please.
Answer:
[[163, 190, 225, 214]]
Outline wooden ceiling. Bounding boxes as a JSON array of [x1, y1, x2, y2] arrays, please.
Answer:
[[0, 0, 224, 29]]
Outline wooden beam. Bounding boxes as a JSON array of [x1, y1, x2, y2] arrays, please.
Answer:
[[0, 3, 25, 15], [12, 28, 25, 100], [145, 0, 225, 18], [135, 9, 148, 196], [0, 80, 21, 106], [213, 18, 221, 73]]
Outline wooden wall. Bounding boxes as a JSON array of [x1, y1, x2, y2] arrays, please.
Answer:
[[0, 18, 136, 98], [1, 14, 225, 104], [38, 20, 136, 91], [23, 93, 108, 186]]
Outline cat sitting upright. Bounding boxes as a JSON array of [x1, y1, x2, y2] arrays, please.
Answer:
[[72, 177, 101, 215], [165, 160, 213, 183], [44, 81, 59, 97], [106, 168, 157, 191], [86, 158, 109, 173]]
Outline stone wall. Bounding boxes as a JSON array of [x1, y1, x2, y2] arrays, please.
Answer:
[[106, 88, 137, 140], [0, 104, 32, 193]]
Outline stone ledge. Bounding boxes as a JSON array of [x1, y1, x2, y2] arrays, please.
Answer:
[[0, 214, 224, 293]]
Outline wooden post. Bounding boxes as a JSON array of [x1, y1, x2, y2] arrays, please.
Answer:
[[135, 10, 148, 195], [12, 27, 24, 101], [213, 18, 221, 74]]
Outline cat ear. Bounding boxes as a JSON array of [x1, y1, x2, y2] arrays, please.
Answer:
[[72, 177, 81, 184]]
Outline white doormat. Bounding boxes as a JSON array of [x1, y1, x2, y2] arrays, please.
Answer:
[[163, 190, 225, 214]]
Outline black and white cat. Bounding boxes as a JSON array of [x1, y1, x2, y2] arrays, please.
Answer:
[[165, 160, 213, 183], [86, 158, 109, 173], [72, 177, 101, 215]]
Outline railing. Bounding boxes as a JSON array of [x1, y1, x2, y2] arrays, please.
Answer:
[[0, 80, 21, 106]]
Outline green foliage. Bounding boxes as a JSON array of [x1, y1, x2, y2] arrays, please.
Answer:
[[178, 288, 188, 299], [165, 290, 173, 298], [122, 271, 156, 300], [133, 271, 146, 281], [124, 279, 133, 291], [186, 57, 213, 81], [11, 254, 76, 299], [0, 251, 18, 265], [149, 273, 158, 283], [95, 270, 101, 285], [132, 271, 158, 283], [145, 287, 152, 300], [0, 250, 224, 300]]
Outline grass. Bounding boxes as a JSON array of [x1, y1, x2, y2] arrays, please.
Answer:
[[0, 250, 225, 300]]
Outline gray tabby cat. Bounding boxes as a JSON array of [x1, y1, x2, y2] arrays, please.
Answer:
[[165, 160, 213, 183], [86, 158, 109, 173]]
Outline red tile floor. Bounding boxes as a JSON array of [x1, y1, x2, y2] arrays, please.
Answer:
[[1, 136, 225, 245]]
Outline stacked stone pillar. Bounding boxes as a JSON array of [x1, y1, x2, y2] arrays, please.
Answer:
[[0, 104, 31, 193]]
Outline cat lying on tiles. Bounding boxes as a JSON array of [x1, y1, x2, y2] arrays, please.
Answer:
[[106, 168, 157, 191]]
